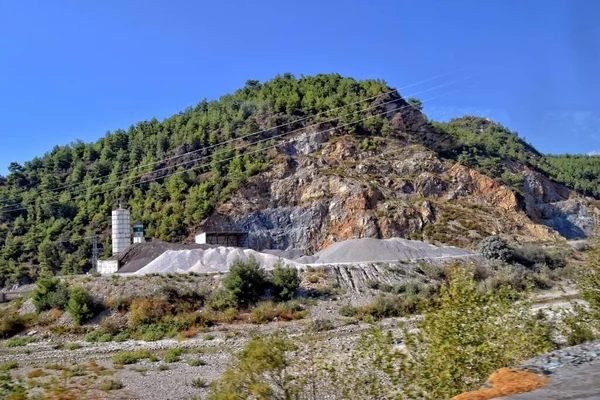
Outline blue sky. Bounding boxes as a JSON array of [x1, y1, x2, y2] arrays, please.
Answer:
[[0, 0, 598, 174]]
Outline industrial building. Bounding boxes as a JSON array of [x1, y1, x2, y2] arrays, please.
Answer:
[[97, 206, 250, 274]]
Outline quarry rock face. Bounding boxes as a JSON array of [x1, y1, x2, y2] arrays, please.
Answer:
[[200, 133, 596, 252]]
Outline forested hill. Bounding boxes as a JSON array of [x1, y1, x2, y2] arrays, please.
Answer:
[[0, 73, 598, 286]]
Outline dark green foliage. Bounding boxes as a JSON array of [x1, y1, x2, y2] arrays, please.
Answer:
[[0, 74, 394, 286], [271, 262, 300, 301], [32, 277, 69, 312], [222, 257, 267, 306], [479, 236, 514, 262], [543, 154, 600, 197], [207, 288, 238, 311], [66, 287, 96, 324]]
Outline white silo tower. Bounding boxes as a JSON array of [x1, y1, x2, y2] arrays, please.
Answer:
[[111, 206, 131, 256], [133, 222, 145, 244]]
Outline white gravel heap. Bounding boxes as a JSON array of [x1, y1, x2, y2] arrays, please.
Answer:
[[296, 237, 472, 264], [134, 247, 304, 275], [133, 237, 472, 275]]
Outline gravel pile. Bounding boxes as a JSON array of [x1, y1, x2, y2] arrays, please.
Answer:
[[297, 237, 472, 264], [519, 340, 600, 375], [134, 247, 304, 275]]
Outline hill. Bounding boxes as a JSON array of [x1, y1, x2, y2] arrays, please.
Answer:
[[0, 73, 597, 286]]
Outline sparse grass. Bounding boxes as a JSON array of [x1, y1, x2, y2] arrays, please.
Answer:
[[66, 342, 81, 351], [191, 377, 208, 388], [112, 350, 158, 365], [202, 334, 215, 341], [187, 359, 207, 367], [98, 379, 123, 391], [0, 361, 19, 371], [158, 365, 170, 371], [3, 337, 35, 347], [164, 348, 183, 363]]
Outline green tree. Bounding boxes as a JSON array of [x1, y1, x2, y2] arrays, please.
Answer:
[[222, 257, 267, 306], [66, 287, 95, 325], [272, 262, 300, 301]]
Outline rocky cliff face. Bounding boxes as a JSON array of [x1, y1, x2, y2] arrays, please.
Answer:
[[199, 120, 597, 253]]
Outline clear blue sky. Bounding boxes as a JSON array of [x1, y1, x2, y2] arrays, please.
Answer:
[[1, 0, 599, 174]]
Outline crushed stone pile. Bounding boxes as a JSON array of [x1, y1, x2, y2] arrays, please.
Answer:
[[296, 237, 472, 264], [130, 237, 472, 275], [134, 247, 304, 275]]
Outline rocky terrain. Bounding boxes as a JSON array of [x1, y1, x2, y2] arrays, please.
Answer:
[[201, 131, 597, 252]]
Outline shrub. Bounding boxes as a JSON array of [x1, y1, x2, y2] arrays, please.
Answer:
[[402, 263, 553, 399], [3, 337, 34, 347], [0, 315, 25, 339], [338, 304, 360, 318], [161, 285, 205, 313], [208, 334, 296, 399], [106, 297, 131, 314], [112, 350, 157, 365], [272, 262, 300, 301], [561, 305, 597, 346], [99, 379, 123, 391], [66, 342, 81, 351], [67, 287, 96, 324], [250, 302, 278, 324], [0, 373, 25, 399], [513, 244, 567, 270], [191, 377, 208, 388], [479, 236, 514, 261], [0, 362, 18, 372], [222, 257, 267, 306], [100, 314, 128, 335], [207, 289, 237, 312], [164, 348, 183, 363], [32, 278, 69, 312], [212, 307, 239, 324], [84, 330, 104, 343], [128, 298, 171, 329], [250, 301, 308, 324], [188, 359, 207, 367]]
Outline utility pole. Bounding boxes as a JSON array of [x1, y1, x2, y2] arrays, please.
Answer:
[[92, 235, 99, 272]]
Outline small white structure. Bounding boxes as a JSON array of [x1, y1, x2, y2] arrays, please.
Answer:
[[111, 208, 131, 256], [97, 259, 119, 274], [133, 223, 145, 244]]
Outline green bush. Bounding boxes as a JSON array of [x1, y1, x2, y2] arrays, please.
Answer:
[[164, 348, 183, 363], [208, 334, 296, 399], [402, 263, 552, 399], [207, 289, 237, 312], [112, 350, 157, 365], [66, 287, 96, 324], [222, 257, 267, 306], [479, 236, 514, 262], [3, 337, 34, 347], [272, 262, 300, 301], [32, 277, 69, 312]]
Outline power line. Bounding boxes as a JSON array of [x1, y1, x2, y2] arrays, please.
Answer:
[[0, 75, 475, 212], [0, 86, 467, 215], [0, 69, 467, 206]]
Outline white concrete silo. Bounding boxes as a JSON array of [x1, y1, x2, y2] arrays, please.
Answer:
[[111, 208, 131, 255]]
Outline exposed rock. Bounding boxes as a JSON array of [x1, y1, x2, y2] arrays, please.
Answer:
[[199, 133, 596, 252]]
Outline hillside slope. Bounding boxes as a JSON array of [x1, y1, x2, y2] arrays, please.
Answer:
[[0, 73, 597, 285]]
